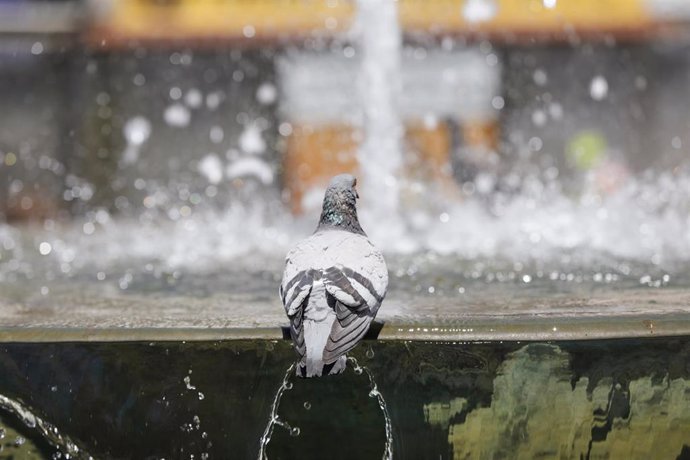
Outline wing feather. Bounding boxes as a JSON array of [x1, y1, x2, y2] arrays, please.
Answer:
[[323, 266, 369, 312], [289, 302, 306, 359], [323, 302, 372, 364], [280, 270, 314, 360], [321, 266, 385, 365], [282, 270, 313, 316]]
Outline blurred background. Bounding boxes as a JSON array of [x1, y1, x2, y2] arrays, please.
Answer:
[[2, 0, 690, 274]]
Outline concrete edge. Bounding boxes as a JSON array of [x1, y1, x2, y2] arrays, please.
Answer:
[[1, 314, 689, 342]]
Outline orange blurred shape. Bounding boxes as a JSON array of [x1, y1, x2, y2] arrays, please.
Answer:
[[462, 120, 499, 151], [404, 120, 453, 186], [283, 123, 360, 214], [283, 120, 501, 213]]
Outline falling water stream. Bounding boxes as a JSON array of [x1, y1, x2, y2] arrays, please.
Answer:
[[258, 363, 298, 460], [258, 359, 394, 460], [348, 357, 394, 460], [355, 0, 408, 247], [0, 393, 92, 459]]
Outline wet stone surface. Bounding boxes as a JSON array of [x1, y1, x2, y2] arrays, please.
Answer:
[[1, 269, 690, 341]]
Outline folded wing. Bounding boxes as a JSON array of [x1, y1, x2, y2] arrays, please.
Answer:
[[322, 266, 386, 364], [279, 269, 314, 360]]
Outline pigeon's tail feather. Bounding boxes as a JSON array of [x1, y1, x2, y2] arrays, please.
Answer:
[[303, 318, 332, 378], [322, 302, 372, 365]]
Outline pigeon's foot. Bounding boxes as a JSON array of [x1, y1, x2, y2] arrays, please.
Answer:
[[296, 362, 307, 378], [323, 355, 347, 376]]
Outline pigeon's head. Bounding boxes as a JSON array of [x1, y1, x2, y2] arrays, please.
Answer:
[[317, 173, 365, 235], [327, 173, 359, 202]]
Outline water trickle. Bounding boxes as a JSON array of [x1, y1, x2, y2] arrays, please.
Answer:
[[258, 362, 298, 460], [347, 357, 394, 460], [0, 393, 91, 459], [184, 375, 196, 390]]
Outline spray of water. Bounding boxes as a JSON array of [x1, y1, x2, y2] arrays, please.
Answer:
[[0, 393, 92, 459]]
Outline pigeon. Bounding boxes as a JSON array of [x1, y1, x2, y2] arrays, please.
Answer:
[[279, 174, 388, 378]]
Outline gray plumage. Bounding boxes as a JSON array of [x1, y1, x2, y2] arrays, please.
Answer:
[[280, 174, 388, 377]]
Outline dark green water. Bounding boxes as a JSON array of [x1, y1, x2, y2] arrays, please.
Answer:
[[1, 338, 690, 460]]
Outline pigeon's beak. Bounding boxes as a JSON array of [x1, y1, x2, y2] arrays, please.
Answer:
[[354, 186, 359, 200]]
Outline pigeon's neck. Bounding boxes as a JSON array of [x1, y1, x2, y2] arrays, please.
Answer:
[[316, 196, 365, 235]]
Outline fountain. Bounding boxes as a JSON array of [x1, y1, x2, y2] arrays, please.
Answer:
[[2, 0, 690, 458]]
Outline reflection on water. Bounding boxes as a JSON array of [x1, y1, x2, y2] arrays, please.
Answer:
[[1, 339, 689, 459], [433, 344, 690, 459]]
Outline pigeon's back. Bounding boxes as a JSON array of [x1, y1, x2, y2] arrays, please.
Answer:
[[280, 229, 388, 377], [283, 230, 388, 296]]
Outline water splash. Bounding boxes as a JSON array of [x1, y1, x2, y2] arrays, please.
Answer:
[[0, 393, 92, 459], [257, 359, 392, 460], [348, 357, 394, 460], [258, 362, 299, 460]]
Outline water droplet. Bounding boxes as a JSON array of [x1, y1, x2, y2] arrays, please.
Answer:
[[284, 382, 293, 390], [462, 0, 497, 23], [533, 68, 548, 86], [39, 242, 52, 255], [242, 25, 256, 38], [590, 75, 608, 101], [183, 375, 196, 390], [303, 401, 311, 410], [164, 104, 191, 127], [185, 88, 203, 108], [256, 83, 277, 105], [31, 42, 44, 55], [531, 109, 547, 126], [198, 154, 223, 184], [169, 87, 182, 100], [290, 427, 301, 437]]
